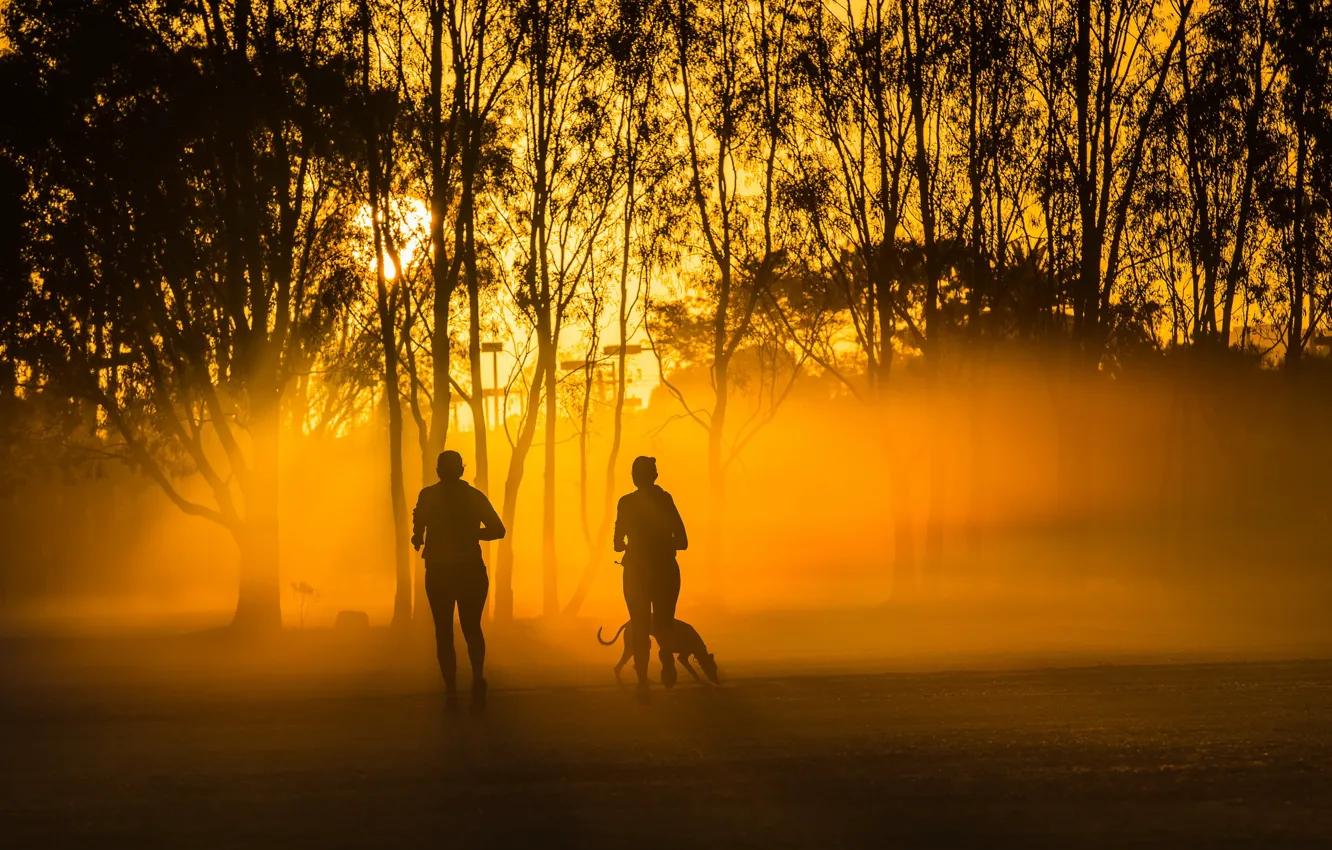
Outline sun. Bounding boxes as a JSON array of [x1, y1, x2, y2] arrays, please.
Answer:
[[356, 197, 432, 282]]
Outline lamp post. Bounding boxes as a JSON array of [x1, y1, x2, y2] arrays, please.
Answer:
[[603, 343, 642, 394], [481, 342, 503, 427]]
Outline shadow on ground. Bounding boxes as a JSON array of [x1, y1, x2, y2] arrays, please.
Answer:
[[3, 609, 1332, 848]]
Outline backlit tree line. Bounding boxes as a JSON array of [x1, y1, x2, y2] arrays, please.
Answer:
[[2, 0, 1330, 628]]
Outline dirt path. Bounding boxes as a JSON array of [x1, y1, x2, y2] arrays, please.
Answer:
[[4, 658, 1332, 847]]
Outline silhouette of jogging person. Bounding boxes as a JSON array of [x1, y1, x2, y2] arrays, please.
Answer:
[[412, 450, 505, 714], [614, 456, 688, 703]]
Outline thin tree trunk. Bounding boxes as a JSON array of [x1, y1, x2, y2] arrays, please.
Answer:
[[232, 388, 282, 630], [889, 435, 917, 602], [365, 1, 411, 628], [902, 0, 944, 593], [428, 1, 453, 472], [1074, 0, 1096, 351], [1221, 6, 1270, 343], [564, 104, 638, 617], [542, 289, 559, 616], [1287, 107, 1307, 370], [708, 358, 729, 586], [464, 214, 490, 490], [494, 345, 549, 622], [967, 0, 985, 335]]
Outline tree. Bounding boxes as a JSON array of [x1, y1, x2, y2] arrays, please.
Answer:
[[360, 0, 412, 627], [1064, 0, 1195, 366], [564, 0, 674, 617], [1, 0, 363, 629], [667, 0, 796, 568], [1172, 0, 1278, 347], [1271, 0, 1332, 368], [785, 0, 922, 597], [493, 0, 613, 618]]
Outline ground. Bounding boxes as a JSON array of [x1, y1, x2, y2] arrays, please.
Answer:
[[3, 617, 1332, 848]]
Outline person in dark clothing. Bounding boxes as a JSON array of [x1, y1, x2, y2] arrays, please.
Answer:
[[412, 450, 505, 714], [614, 456, 688, 702]]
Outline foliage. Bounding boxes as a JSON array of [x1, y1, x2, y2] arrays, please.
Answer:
[[4, 0, 1332, 621]]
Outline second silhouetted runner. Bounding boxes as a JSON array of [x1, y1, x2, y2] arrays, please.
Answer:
[[614, 456, 688, 703]]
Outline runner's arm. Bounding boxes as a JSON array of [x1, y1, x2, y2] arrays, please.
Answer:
[[613, 497, 627, 552], [668, 494, 688, 551], [411, 490, 426, 550], [477, 493, 506, 541]]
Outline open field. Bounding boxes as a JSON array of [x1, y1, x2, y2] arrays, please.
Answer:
[[4, 609, 1332, 849]]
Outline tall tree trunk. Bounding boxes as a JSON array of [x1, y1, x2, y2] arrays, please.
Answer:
[[379, 302, 411, 627], [869, 0, 898, 392], [232, 388, 282, 630], [542, 290, 559, 617], [428, 0, 453, 472], [889, 428, 917, 602], [1287, 106, 1307, 370], [464, 214, 490, 491], [1074, 0, 1097, 352], [1179, 24, 1228, 343], [967, 0, 985, 335], [372, 222, 411, 629], [494, 343, 550, 622], [709, 351, 730, 590], [962, 0, 985, 588], [1221, 10, 1270, 344], [903, 0, 943, 593], [564, 119, 637, 617], [903, 0, 937, 349], [404, 300, 433, 625], [1042, 0, 1059, 332], [365, 0, 412, 628]]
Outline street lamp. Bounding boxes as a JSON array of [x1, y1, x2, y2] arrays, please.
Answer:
[[601, 344, 645, 406], [481, 342, 503, 425]]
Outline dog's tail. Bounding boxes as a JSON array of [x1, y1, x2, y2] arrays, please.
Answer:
[[597, 622, 629, 646]]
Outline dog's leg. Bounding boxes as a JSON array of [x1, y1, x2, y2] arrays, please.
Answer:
[[679, 655, 702, 682]]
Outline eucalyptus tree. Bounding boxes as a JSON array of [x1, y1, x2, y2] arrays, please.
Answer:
[[788, 0, 913, 396], [359, 0, 413, 626], [1, 0, 364, 629], [1271, 0, 1332, 368], [538, 76, 618, 616], [370, 0, 461, 490], [1064, 0, 1195, 365], [1140, 0, 1279, 349], [492, 0, 611, 619], [565, 0, 677, 617], [442, 0, 523, 496], [899, 0, 945, 361], [943, 0, 1033, 338], [783, 0, 924, 595], [666, 0, 798, 564]]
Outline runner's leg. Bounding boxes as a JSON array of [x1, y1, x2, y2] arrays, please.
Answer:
[[425, 567, 459, 692], [655, 561, 681, 687], [456, 564, 488, 684], [623, 565, 652, 686]]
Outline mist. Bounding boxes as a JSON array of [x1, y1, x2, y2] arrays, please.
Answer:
[[5, 353, 1329, 676]]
